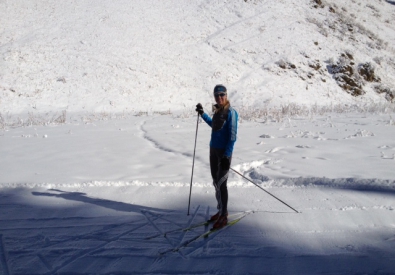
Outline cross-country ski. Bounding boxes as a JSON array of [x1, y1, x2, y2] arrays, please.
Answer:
[[159, 211, 253, 255], [145, 211, 251, 240]]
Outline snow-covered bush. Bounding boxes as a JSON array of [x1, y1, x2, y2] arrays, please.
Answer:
[[327, 53, 365, 96], [236, 103, 395, 122], [374, 85, 395, 103], [0, 113, 4, 130], [276, 60, 296, 70], [0, 110, 68, 129], [358, 62, 380, 82]]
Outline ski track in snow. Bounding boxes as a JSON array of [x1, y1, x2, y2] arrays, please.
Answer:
[[139, 117, 214, 170], [0, 154, 386, 273], [0, 211, 153, 274], [0, 235, 10, 275], [0, 164, 394, 273], [139, 119, 175, 154], [0, 199, 251, 274]]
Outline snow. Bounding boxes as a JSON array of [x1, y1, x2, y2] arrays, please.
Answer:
[[2, 0, 395, 115], [1, 0, 395, 274], [1, 114, 395, 274]]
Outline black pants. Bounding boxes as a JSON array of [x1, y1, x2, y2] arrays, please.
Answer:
[[210, 148, 231, 216]]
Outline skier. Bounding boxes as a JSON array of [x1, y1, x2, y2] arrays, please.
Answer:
[[195, 84, 238, 229]]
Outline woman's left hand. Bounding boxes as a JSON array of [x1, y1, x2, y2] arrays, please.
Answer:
[[221, 156, 230, 170]]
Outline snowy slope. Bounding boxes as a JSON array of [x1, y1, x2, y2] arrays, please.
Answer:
[[1, 0, 395, 116]]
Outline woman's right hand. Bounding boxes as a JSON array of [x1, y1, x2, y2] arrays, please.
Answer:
[[195, 103, 204, 115]]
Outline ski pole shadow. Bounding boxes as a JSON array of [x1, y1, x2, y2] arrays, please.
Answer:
[[32, 189, 172, 214]]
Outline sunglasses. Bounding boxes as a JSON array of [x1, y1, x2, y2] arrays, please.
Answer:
[[214, 93, 227, 98]]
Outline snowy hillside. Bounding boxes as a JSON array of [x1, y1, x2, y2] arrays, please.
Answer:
[[1, 0, 395, 274], [1, 0, 395, 117]]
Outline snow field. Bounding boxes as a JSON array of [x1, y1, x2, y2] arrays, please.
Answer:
[[0, 114, 394, 274]]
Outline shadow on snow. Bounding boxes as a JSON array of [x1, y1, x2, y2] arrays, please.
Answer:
[[247, 172, 395, 196], [32, 189, 171, 214], [0, 187, 393, 275]]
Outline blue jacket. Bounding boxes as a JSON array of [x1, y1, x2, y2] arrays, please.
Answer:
[[201, 104, 238, 157]]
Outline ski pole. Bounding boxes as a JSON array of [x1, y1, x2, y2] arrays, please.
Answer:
[[187, 113, 200, 215], [230, 168, 299, 213]]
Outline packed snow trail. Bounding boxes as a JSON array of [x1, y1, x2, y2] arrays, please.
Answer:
[[1, 115, 395, 274], [0, 188, 394, 274]]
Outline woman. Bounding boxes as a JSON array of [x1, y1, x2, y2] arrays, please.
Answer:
[[196, 84, 238, 229]]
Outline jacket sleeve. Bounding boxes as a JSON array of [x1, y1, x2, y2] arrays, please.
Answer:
[[201, 113, 212, 127], [224, 108, 238, 157]]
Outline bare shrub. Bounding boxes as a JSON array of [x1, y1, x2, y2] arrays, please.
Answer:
[[374, 85, 395, 102], [0, 113, 5, 130], [313, 0, 322, 5], [237, 103, 395, 122], [276, 60, 296, 69], [312, 0, 324, 8], [358, 63, 380, 82], [308, 60, 322, 70], [306, 17, 329, 37], [327, 54, 365, 96], [53, 110, 67, 124], [0, 110, 68, 129], [154, 110, 172, 115]]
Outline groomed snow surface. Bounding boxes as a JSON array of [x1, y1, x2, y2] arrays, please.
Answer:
[[1, 114, 395, 274], [1, 0, 395, 274]]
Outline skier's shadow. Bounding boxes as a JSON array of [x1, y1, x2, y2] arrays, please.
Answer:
[[32, 189, 171, 214]]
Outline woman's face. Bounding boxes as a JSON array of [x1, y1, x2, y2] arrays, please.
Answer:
[[214, 93, 227, 106]]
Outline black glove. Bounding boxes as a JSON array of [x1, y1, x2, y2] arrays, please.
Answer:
[[221, 156, 230, 170], [195, 103, 204, 115]]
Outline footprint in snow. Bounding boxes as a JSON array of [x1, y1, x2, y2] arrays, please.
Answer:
[[380, 152, 395, 160], [344, 129, 374, 139], [296, 145, 311, 149], [378, 145, 394, 149], [260, 134, 274, 138], [265, 147, 283, 153]]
